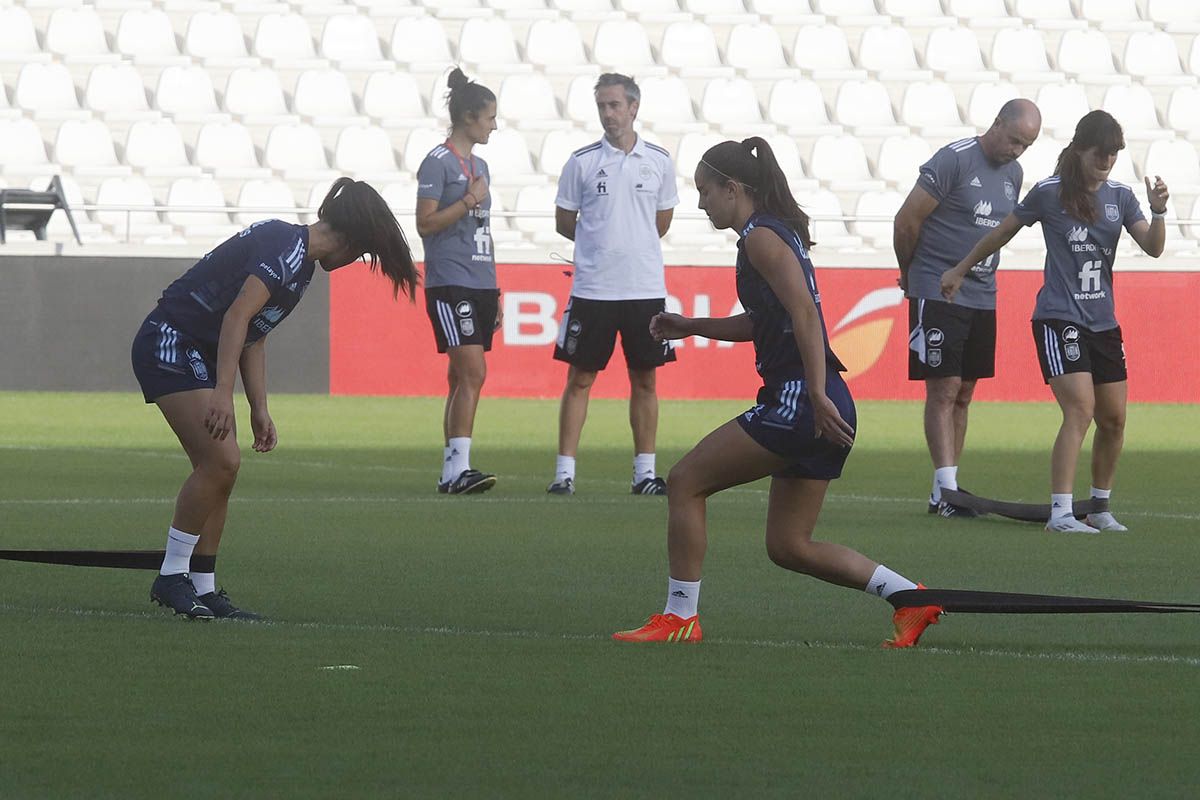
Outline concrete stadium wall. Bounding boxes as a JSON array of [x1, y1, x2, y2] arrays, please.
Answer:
[[0, 255, 329, 393]]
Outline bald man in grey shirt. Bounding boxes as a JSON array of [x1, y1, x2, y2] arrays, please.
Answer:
[[894, 99, 1041, 518]]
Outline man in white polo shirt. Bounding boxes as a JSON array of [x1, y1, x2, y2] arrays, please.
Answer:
[[547, 72, 678, 496]]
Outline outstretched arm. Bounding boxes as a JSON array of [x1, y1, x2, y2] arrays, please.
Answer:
[[940, 213, 1023, 301], [650, 311, 752, 343], [1127, 175, 1169, 258]]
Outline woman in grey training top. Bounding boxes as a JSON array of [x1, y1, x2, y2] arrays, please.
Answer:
[[941, 111, 1169, 534], [415, 67, 500, 496]]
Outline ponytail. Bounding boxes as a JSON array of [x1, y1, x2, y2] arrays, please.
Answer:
[[697, 138, 814, 248], [318, 177, 420, 300]]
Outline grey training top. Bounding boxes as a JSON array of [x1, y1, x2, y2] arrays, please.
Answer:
[[1014, 176, 1145, 331], [908, 137, 1024, 310], [416, 144, 496, 290]]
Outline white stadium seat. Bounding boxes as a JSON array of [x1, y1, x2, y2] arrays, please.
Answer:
[[95, 176, 170, 238], [593, 20, 661, 72], [459, 18, 527, 73], [166, 176, 236, 238], [54, 119, 130, 177], [813, 0, 877, 18], [876, 135, 934, 186], [1013, 0, 1076, 24], [0, 7, 48, 65], [660, 22, 730, 76], [539, 130, 598, 177], [1080, 0, 1144, 28], [474, 129, 539, 185], [402, 129, 446, 172], [676, 132, 726, 180], [763, 135, 811, 185], [332, 124, 400, 176], [497, 74, 571, 131], [45, 6, 114, 63], [667, 180, 734, 251], [319, 13, 385, 65], [925, 27, 996, 81], [154, 66, 223, 120], [0, 119, 51, 177], [292, 69, 361, 124], [513, 183, 562, 244], [254, 14, 321, 65], [725, 23, 789, 74], [857, 26, 926, 78], [965, 81, 1019, 127], [899, 82, 968, 136], [362, 72, 432, 125], [234, 179, 300, 226], [990, 27, 1060, 82], [637, 76, 704, 133], [700, 78, 767, 131], [123, 119, 199, 178], [802, 188, 860, 248], [379, 178, 420, 217], [768, 78, 840, 136], [809, 134, 879, 188], [1191, 38, 1200, 76], [946, 0, 1011, 23], [184, 11, 252, 64], [1017, 136, 1064, 183], [1122, 31, 1185, 82], [263, 123, 333, 175], [1166, 86, 1200, 136], [792, 25, 856, 73], [1056, 29, 1118, 82], [525, 19, 590, 73], [834, 80, 902, 134], [853, 190, 905, 248], [223, 68, 290, 121], [1102, 84, 1168, 139], [1035, 83, 1091, 138], [14, 63, 84, 119], [882, 0, 951, 21], [115, 10, 186, 64], [85, 64, 155, 120], [1143, 139, 1200, 192], [565, 73, 604, 125], [389, 17, 453, 70], [1149, 0, 1200, 30], [194, 121, 269, 179]]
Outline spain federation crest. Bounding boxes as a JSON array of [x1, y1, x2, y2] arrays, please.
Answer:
[[1004, 181, 1015, 201], [927, 348, 942, 368], [1105, 203, 1119, 222]]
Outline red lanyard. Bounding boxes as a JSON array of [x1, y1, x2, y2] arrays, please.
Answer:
[[444, 140, 475, 182]]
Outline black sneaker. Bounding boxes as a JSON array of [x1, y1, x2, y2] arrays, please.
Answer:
[[934, 499, 979, 519], [547, 477, 575, 495], [632, 476, 667, 495], [929, 487, 978, 514], [150, 573, 215, 620], [199, 588, 262, 621], [437, 480, 450, 494], [446, 468, 496, 495]]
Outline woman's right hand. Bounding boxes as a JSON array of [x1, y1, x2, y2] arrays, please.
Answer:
[[204, 390, 236, 441], [649, 312, 691, 342], [467, 175, 489, 206]]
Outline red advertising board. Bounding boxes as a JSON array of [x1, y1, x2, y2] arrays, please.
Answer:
[[330, 263, 1199, 403]]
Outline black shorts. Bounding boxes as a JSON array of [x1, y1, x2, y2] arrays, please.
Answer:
[[735, 373, 856, 480], [130, 314, 216, 403], [1032, 319, 1126, 384], [553, 296, 676, 371], [908, 298, 996, 381], [425, 286, 500, 353]]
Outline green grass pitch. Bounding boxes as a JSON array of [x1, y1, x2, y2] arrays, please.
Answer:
[[1, 392, 1198, 798]]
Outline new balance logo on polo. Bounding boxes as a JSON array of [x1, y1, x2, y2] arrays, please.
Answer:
[[970, 176, 982, 187]]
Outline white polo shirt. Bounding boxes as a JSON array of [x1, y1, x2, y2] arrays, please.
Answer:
[[555, 134, 678, 301]]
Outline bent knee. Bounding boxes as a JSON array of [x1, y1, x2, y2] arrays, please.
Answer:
[[766, 539, 813, 572]]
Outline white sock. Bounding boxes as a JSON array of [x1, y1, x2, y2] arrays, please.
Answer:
[[555, 454, 576, 481], [931, 465, 958, 503], [191, 572, 215, 596], [1090, 486, 1111, 500], [441, 446, 453, 483], [664, 577, 700, 618], [1050, 493, 1073, 520], [864, 565, 918, 600], [633, 453, 656, 484], [448, 436, 470, 476], [160, 527, 199, 576]]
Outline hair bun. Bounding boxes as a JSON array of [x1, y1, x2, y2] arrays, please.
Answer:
[[447, 67, 469, 91]]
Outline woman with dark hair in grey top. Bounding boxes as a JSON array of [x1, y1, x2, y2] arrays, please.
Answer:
[[415, 67, 500, 496], [942, 111, 1169, 534]]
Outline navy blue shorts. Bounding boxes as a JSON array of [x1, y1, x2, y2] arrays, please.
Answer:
[[131, 314, 216, 403], [735, 374, 856, 480]]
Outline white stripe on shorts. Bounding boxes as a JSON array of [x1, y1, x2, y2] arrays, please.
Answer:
[[157, 323, 178, 366], [437, 300, 459, 347], [908, 298, 927, 363], [1044, 324, 1064, 377]]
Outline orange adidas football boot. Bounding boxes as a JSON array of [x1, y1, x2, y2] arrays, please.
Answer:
[[612, 613, 702, 643], [882, 584, 943, 649]]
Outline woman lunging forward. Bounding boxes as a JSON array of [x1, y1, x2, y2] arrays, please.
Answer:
[[613, 139, 944, 648]]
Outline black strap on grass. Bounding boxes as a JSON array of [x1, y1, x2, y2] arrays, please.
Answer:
[[890, 588, 1200, 614], [942, 489, 1109, 523], [0, 549, 165, 570]]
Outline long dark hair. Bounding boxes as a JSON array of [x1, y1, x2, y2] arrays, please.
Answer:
[[318, 178, 419, 300], [1054, 110, 1125, 225], [445, 66, 495, 132], [697, 138, 814, 248]]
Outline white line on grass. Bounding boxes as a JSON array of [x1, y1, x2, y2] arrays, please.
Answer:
[[2, 602, 1197, 669]]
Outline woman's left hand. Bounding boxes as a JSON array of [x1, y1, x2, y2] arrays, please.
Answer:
[[1144, 174, 1170, 214], [811, 392, 855, 449], [250, 408, 277, 453]]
